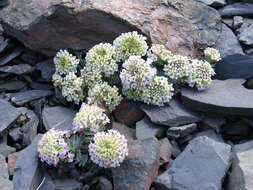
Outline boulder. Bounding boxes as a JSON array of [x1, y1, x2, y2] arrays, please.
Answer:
[[13, 134, 44, 190], [42, 106, 76, 131], [0, 64, 34, 75], [0, 80, 27, 92], [227, 148, 253, 190], [136, 117, 166, 140], [167, 123, 197, 140], [219, 3, 253, 17], [238, 24, 253, 46], [141, 99, 201, 127], [0, 98, 21, 135], [0, 0, 221, 57], [214, 24, 244, 58], [155, 136, 232, 190], [181, 79, 253, 116], [112, 137, 160, 190], [8, 90, 53, 106]]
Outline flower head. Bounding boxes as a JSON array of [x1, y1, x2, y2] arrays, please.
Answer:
[[73, 103, 110, 133], [142, 76, 174, 106], [88, 82, 122, 112], [61, 72, 84, 104], [80, 66, 103, 88], [52, 72, 64, 88], [188, 60, 215, 90], [85, 43, 118, 77], [54, 50, 79, 75], [204, 47, 221, 63], [38, 129, 74, 166], [163, 55, 191, 82], [113, 31, 148, 61], [88, 129, 128, 168], [147, 44, 173, 65]]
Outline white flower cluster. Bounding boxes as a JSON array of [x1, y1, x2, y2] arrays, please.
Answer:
[[85, 43, 118, 77], [163, 55, 191, 82], [142, 76, 174, 106], [88, 129, 128, 168], [38, 129, 74, 166], [88, 82, 122, 112], [147, 44, 173, 65], [204, 47, 221, 63], [61, 72, 84, 103], [113, 31, 148, 61], [188, 60, 215, 90], [54, 50, 79, 75], [80, 66, 102, 88], [73, 103, 110, 133]]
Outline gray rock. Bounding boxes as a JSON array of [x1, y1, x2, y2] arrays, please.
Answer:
[[53, 179, 82, 190], [0, 177, 14, 190], [238, 24, 253, 46], [233, 16, 243, 29], [9, 90, 53, 106], [159, 138, 172, 165], [13, 135, 43, 190], [112, 122, 136, 141], [222, 18, 233, 28], [136, 117, 166, 140], [227, 148, 253, 190], [0, 154, 9, 179], [0, 64, 34, 75], [201, 114, 226, 132], [0, 135, 16, 157], [214, 24, 244, 58], [181, 79, 253, 116], [21, 110, 39, 147], [97, 177, 113, 190], [156, 136, 232, 190], [0, 38, 9, 53], [112, 137, 160, 190], [0, 99, 21, 134], [0, 81, 27, 92], [141, 99, 201, 127], [36, 60, 55, 82], [31, 82, 53, 91], [197, 0, 226, 7], [216, 54, 253, 80], [167, 123, 197, 140], [0, 0, 221, 57], [219, 3, 253, 17], [195, 129, 224, 143], [9, 127, 22, 142], [0, 47, 23, 66], [42, 106, 76, 131], [233, 140, 253, 152]]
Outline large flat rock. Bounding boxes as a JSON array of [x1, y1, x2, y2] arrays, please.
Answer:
[[219, 3, 253, 17], [0, 0, 221, 56], [0, 99, 21, 135], [42, 106, 76, 131], [181, 79, 253, 116]]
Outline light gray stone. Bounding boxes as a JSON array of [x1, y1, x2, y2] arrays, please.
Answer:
[[0, 64, 34, 75]]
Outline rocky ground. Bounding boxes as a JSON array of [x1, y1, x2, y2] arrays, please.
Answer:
[[0, 0, 253, 190]]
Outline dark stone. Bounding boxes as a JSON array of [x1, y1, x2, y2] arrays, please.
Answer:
[[219, 3, 253, 17], [42, 106, 76, 131], [0, 0, 9, 7], [159, 138, 172, 165], [53, 179, 82, 190], [0, 38, 9, 53], [13, 135, 43, 190], [0, 80, 27, 92], [9, 90, 53, 106], [214, 24, 244, 58], [112, 122, 136, 141], [167, 123, 197, 140], [156, 136, 232, 190], [112, 137, 160, 190], [0, 64, 34, 75], [141, 98, 201, 127], [238, 24, 253, 46], [222, 121, 252, 141], [9, 127, 22, 142], [97, 177, 113, 190], [241, 117, 253, 128], [0, 98, 21, 135], [136, 117, 166, 140], [0, 0, 221, 57], [21, 110, 39, 147], [201, 114, 226, 132], [216, 54, 253, 80], [197, 0, 226, 7], [227, 148, 253, 190], [114, 99, 145, 126], [0, 135, 16, 157], [0, 47, 23, 66], [170, 140, 181, 158], [31, 82, 53, 91], [36, 60, 55, 82], [181, 79, 253, 116]]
